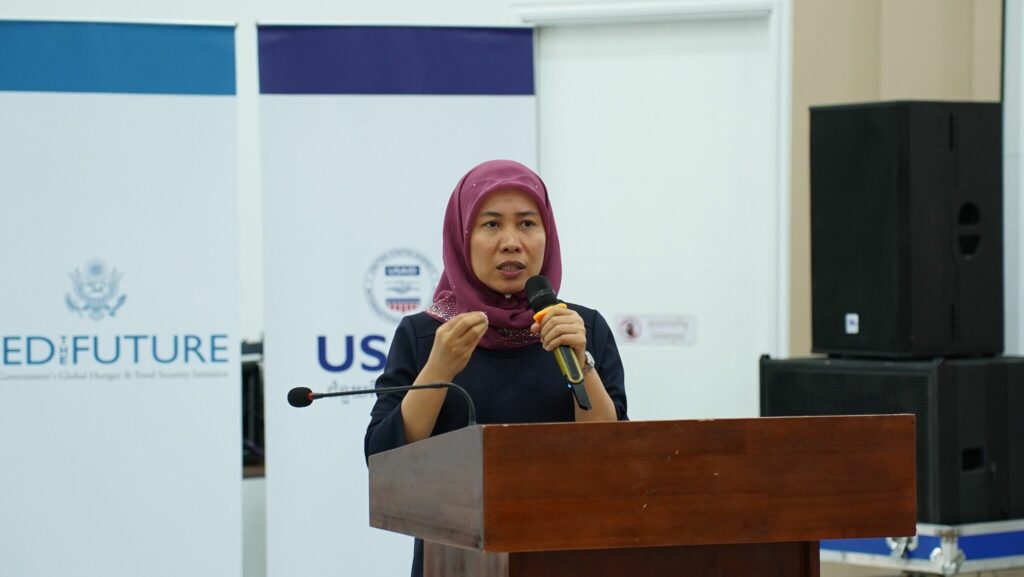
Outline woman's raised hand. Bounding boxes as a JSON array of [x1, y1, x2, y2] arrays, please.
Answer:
[[423, 311, 489, 381], [531, 306, 587, 366]]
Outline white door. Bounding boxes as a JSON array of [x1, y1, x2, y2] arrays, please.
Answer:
[[531, 7, 790, 419]]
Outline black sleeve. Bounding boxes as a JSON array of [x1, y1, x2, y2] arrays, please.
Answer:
[[364, 317, 420, 463], [592, 311, 628, 421]]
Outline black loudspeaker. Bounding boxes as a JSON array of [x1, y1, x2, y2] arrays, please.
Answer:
[[810, 101, 1003, 358], [760, 355, 1024, 525]]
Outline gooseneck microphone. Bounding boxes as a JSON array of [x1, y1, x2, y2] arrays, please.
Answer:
[[525, 275, 592, 411], [287, 383, 477, 425]]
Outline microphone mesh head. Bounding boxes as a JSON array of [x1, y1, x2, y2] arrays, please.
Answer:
[[287, 387, 313, 408], [525, 275, 559, 312]]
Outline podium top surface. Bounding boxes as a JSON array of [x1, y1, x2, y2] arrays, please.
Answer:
[[369, 415, 916, 552]]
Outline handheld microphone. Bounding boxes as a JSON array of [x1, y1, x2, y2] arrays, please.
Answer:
[[287, 383, 477, 425], [525, 275, 592, 411]]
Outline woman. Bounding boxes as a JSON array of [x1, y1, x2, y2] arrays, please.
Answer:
[[364, 159, 627, 576]]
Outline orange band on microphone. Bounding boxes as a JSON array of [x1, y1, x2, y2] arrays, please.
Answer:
[[532, 302, 567, 323]]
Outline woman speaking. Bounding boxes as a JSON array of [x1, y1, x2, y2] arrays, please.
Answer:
[[364, 159, 628, 576]]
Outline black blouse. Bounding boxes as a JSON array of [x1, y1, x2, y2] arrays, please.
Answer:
[[364, 304, 628, 576]]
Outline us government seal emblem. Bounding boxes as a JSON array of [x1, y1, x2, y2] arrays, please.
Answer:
[[66, 259, 126, 320], [364, 249, 439, 323]]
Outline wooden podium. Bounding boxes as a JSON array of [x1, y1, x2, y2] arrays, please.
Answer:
[[369, 415, 916, 576]]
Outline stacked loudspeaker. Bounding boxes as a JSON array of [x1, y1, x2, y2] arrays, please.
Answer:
[[761, 101, 1024, 524]]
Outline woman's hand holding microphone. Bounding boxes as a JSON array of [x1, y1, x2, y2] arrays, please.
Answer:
[[530, 306, 587, 367]]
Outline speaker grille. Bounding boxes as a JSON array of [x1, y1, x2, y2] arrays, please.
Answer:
[[762, 367, 932, 521], [810, 101, 1003, 357]]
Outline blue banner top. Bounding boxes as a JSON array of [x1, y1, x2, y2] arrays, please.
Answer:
[[0, 21, 236, 95], [258, 25, 534, 95]]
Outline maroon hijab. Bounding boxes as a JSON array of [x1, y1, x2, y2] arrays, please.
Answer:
[[425, 160, 563, 349]]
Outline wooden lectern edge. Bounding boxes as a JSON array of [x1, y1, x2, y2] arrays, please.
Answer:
[[369, 414, 917, 553], [368, 413, 917, 456]]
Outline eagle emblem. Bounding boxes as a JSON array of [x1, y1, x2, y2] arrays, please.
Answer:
[[66, 259, 126, 320]]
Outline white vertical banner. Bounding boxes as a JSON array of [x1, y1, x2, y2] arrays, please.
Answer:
[[0, 21, 241, 577], [259, 25, 536, 577], [1006, 0, 1024, 355]]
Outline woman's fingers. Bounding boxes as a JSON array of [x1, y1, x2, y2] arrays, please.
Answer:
[[538, 308, 581, 336], [454, 313, 488, 349], [438, 312, 485, 346], [538, 309, 585, 351], [462, 314, 489, 346], [428, 312, 489, 378], [543, 325, 585, 350], [445, 311, 488, 337]]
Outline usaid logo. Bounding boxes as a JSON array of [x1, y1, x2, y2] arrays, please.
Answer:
[[66, 259, 126, 320], [364, 248, 439, 323], [317, 335, 387, 373]]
